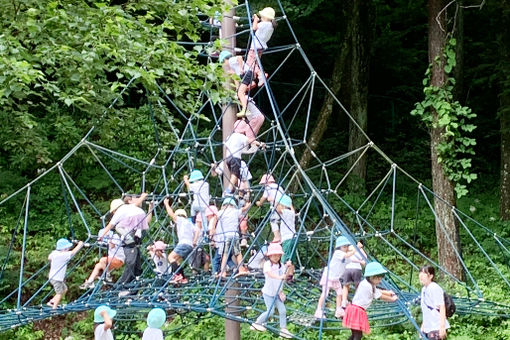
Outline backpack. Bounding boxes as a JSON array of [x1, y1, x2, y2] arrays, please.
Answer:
[[443, 292, 456, 318]]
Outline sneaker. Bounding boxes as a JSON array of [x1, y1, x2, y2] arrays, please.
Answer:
[[237, 108, 249, 118], [240, 239, 248, 248], [79, 281, 94, 290], [46, 301, 54, 307], [105, 271, 113, 282], [118, 290, 130, 297], [179, 276, 189, 284], [314, 309, 325, 320], [335, 307, 345, 318], [280, 328, 293, 338], [250, 323, 266, 332], [238, 266, 250, 275]]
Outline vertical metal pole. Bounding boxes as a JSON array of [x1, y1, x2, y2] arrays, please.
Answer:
[[222, 2, 240, 340], [17, 187, 30, 309]]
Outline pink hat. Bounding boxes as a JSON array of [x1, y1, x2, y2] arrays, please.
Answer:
[[154, 241, 167, 251], [266, 243, 284, 256], [259, 174, 275, 185]]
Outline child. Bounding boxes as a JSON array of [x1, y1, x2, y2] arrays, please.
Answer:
[[238, 7, 277, 117], [256, 174, 287, 242], [233, 98, 266, 151], [277, 195, 297, 281], [94, 305, 116, 340], [211, 158, 253, 204], [341, 241, 367, 309], [419, 266, 450, 340], [247, 245, 268, 270], [183, 170, 210, 228], [314, 236, 356, 319], [80, 234, 124, 289], [250, 243, 292, 338], [147, 240, 169, 275], [343, 262, 398, 340], [205, 205, 236, 275], [209, 197, 250, 278], [163, 199, 197, 284], [219, 51, 251, 89], [143, 308, 166, 340], [224, 131, 264, 196], [47, 239, 83, 309]]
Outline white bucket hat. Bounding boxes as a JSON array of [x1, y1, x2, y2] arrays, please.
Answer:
[[259, 7, 275, 20]]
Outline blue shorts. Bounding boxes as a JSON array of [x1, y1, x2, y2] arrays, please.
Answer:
[[174, 244, 193, 259]]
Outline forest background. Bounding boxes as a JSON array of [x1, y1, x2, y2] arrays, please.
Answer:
[[0, 0, 509, 338]]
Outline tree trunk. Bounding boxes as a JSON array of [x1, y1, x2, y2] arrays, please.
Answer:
[[499, 0, 510, 220], [453, 0, 464, 104], [428, 0, 464, 279], [347, 0, 373, 192]]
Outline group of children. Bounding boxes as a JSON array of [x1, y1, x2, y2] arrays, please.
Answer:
[[45, 6, 452, 339]]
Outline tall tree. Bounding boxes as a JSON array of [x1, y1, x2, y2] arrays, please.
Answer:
[[499, 0, 510, 220], [427, 0, 464, 279]]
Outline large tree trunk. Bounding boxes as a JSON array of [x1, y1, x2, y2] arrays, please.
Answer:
[[347, 0, 373, 192], [428, 0, 464, 279], [453, 0, 464, 104], [499, 0, 510, 220]]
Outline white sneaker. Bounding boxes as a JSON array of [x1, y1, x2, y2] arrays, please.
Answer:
[[335, 307, 345, 318], [105, 271, 113, 282], [314, 309, 325, 320], [250, 323, 266, 332], [118, 290, 130, 297], [280, 328, 293, 338], [79, 281, 94, 290], [240, 239, 248, 247]]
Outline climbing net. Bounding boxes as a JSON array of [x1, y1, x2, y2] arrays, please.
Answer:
[[1, 1, 509, 339]]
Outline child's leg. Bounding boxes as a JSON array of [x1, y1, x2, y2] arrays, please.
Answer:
[[315, 285, 330, 316], [52, 293, 63, 309], [348, 329, 363, 340], [255, 294, 276, 324], [275, 296, 287, 329], [228, 173, 239, 192], [213, 247, 222, 274], [237, 83, 248, 110], [246, 113, 265, 138], [87, 258, 107, 282], [342, 284, 350, 308]]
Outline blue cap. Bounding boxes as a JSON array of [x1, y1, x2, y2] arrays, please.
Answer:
[[94, 305, 117, 323], [56, 238, 73, 251], [189, 169, 204, 182], [219, 51, 232, 63], [364, 262, 388, 277], [222, 197, 237, 208], [147, 308, 166, 328], [335, 236, 351, 248]]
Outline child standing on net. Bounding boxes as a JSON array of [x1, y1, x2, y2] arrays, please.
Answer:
[[343, 262, 398, 340], [277, 195, 297, 281], [184, 170, 210, 228], [94, 305, 116, 340], [256, 174, 287, 242], [341, 241, 367, 310], [47, 239, 83, 309], [250, 243, 293, 338], [314, 236, 356, 319]]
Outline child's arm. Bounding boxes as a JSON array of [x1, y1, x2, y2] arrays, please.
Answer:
[[183, 175, 191, 190], [70, 241, 84, 256], [265, 270, 286, 281], [130, 192, 148, 207], [101, 311, 113, 331], [252, 14, 260, 31], [146, 201, 154, 224], [208, 216, 218, 244], [255, 195, 267, 207], [380, 289, 398, 302], [163, 198, 178, 223], [210, 163, 219, 177], [146, 245, 155, 258], [193, 223, 202, 247]]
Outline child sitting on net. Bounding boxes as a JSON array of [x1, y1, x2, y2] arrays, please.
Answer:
[[47, 238, 83, 309], [80, 233, 124, 289], [183, 170, 210, 228], [147, 240, 170, 276]]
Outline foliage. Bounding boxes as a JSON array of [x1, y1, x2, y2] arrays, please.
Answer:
[[411, 38, 477, 198]]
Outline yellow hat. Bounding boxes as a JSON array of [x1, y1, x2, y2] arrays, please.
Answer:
[[175, 209, 187, 217], [109, 199, 124, 213], [259, 7, 275, 20]]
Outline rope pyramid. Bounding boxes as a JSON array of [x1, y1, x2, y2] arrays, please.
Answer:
[[1, 1, 510, 338]]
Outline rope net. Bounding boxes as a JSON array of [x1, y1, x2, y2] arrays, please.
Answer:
[[0, 1, 509, 338]]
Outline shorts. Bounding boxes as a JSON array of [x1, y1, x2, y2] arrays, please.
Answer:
[[50, 279, 68, 295], [226, 157, 242, 179], [174, 244, 193, 259], [341, 268, 363, 286], [241, 70, 254, 86], [281, 237, 298, 264], [99, 257, 124, 270], [222, 237, 241, 257], [190, 247, 210, 270]]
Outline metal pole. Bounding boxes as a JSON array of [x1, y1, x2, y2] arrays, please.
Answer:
[[222, 2, 240, 340]]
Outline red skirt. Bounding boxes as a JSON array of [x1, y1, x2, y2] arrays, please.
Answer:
[[342, 304, 370, 334]]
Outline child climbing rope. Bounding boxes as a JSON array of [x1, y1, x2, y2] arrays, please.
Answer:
[[80, 234, 124, 289], [143, 308, 166, 340], [419, 266, 450, 340], [94, 305, 116, 340], [163, 198, 197, 284], [183, 170, 210, 228], [314, 236, 356, 319], [211, 158, 253, 204], [233, 98, 266, 145], [277, 195, 297, 282], [209, 197, 250, 278], [147, 240, 170, 275], [239, 7, 277, 118], [256, 174, 287, 242], [341, 241, 367, 310], [47, 238, 83, 309], [250, 243, 293, 338], [342, 262, 398, 340]]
